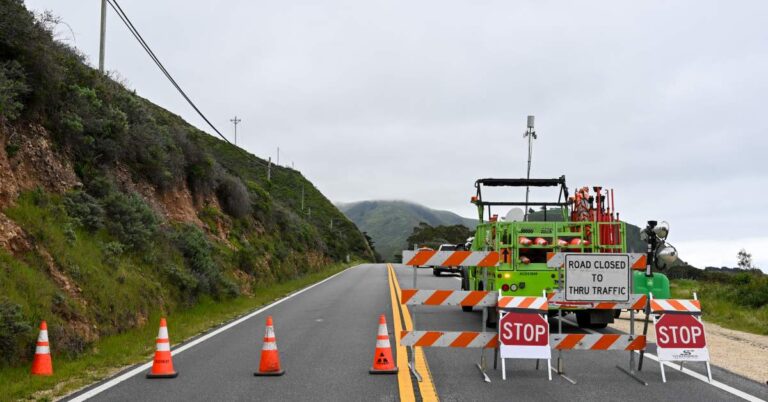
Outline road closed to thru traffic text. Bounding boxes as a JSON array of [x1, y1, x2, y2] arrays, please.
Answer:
[[564, 253, 630, 302]]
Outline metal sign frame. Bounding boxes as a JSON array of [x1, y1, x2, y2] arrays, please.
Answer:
[[498, 291, 552, 381], [650, 292, 713, 383]]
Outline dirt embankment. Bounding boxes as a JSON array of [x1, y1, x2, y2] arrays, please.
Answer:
[[611, 312, 768, 384]]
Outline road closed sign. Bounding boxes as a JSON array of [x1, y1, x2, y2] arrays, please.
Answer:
[[499, 311, 550, 359], [564, 253, 630, 302], [655, 314, 709, 361]]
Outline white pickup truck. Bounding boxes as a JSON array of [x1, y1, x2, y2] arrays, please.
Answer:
[[431, 244, 460, 276]]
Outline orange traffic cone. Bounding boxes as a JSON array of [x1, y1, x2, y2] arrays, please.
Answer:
[[369, 314, 398, 374], [31, 321, 53, 376], [254, 316, 285, 376], [146, 318, 178, 378]]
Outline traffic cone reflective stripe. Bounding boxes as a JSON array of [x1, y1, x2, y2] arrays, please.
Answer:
[[31, 321, 53, 376], [370, 314, 397, 374], [255, 316, 285, 376], [146, 318, 178, 378]]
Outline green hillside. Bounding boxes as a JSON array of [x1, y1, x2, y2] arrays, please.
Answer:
[[338, 200, 476, 261], [0, 0, 371, 390]]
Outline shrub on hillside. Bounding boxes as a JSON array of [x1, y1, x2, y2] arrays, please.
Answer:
[[171, 224, 238, 298], [63, 190, 104, 231], [0, 60, 30, 120], [0, 298, 32, 364], [102, 192, 157, 249], [216, 174, 251, 218]]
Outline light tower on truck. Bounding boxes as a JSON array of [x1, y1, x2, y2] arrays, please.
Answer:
[[524, 115, 537, 220]]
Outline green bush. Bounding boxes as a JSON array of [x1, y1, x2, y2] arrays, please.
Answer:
[[171, 224, 238, 298], [0, 298, 32, 364], [63, 191, 104, 231], [102, 192, 157, 249], [216, 174, 251, 218], [0, 60, 29, 120]]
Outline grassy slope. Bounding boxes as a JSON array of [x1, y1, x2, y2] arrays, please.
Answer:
[[671, 279, 768, 335], [338, 200, 477, 261]]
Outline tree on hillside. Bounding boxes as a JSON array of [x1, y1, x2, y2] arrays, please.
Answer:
[[363, 232, 382, 262], [406, 222, 471, 249], [738, 249, 753, 269]]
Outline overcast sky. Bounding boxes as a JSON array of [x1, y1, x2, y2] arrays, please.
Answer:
[[25, 0, 767, 270]]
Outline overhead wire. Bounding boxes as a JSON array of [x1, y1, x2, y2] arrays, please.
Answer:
[[105, 0, 232, 145]]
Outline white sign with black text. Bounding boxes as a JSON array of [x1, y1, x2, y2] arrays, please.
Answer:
[[564, 253, 631, 302]]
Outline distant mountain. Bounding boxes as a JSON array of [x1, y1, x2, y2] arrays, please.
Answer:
[[338, 201, 477, 261], [339, 201, 651, 262]]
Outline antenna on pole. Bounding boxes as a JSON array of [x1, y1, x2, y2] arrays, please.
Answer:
[[524, 115, 537, 220], [229, 116, 241, 145]]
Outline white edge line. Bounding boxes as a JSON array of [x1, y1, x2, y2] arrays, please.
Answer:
[[68, 265, 359, 402], [558, 317, 765, 402]]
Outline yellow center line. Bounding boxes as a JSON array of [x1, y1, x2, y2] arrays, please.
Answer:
[[387, 264, 415, 401], [388, 264, 440, 402]]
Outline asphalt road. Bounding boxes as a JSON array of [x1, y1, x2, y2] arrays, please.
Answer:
[[65, 263, 768, 401]]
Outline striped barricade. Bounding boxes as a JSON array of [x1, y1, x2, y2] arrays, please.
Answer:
[[650, 298, 701, 315], [400, 331, 499, 348], [497, 295, 548, 312], [550, 334, 646, 351], [402, 250, 499, 267], [546, 291, 648, 310], [650, 295, 712, 383], [546, 252, 647, 270], [400, 289, 496, 307]]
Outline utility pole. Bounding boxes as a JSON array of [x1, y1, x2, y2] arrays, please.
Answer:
[[229, 116, 241, 145], [301, 184, 305, 211], [99, 0, 107, 73], [524, 115, 537, 220], [267, 157, 272, 182], [277, 147, 280, 166]]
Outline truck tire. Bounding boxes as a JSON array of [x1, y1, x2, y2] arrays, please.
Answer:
[[460, 268, 473, 312], [576, 310, 608, 329], [433, 268, 440, 277]]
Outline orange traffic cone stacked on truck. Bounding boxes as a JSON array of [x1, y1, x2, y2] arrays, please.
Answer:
[[369, 314, 398, 374], [254, 316, 285, 376], [146, 318, 178, 378], [31, 321, 53, 376]]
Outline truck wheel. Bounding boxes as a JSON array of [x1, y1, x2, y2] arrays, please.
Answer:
[[460, 269, 473, 312], [432, 268, 440, 276], [614, 309, 622, 319], [460, 268, 469, 290], [576, 311, 608, 329]]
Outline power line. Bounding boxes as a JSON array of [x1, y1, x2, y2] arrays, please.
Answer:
[[105, 0, 231, 145]]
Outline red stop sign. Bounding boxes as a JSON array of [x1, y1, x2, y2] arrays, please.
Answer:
[[499, 312, 549, 346], [655, 314, 706, 349]]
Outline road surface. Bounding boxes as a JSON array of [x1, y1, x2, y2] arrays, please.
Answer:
[[64, 264, 767, 401]]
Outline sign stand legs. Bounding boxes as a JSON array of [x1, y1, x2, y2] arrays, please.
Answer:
[[409, 251, 422, 382], [553, 309, 577, 384], [477, 266, 491, 383], [616, 308, 648, 385]]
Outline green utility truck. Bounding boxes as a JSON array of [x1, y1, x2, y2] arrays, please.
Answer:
[[461, 177, 671, 328]]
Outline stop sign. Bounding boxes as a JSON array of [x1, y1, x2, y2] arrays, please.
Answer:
[[655, 314, 706, 349], [499, 312, 549, 346]]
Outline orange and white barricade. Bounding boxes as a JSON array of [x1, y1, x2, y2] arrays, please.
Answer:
[[650, 293, 712, 383], [402, 250, 499, 267]]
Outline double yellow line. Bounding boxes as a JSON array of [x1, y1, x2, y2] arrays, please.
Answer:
[[386, 264, 439, 402]]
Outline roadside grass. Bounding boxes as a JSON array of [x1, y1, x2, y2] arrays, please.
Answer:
[[671, 279, 768, 335], [0, 261, 358, 402]]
